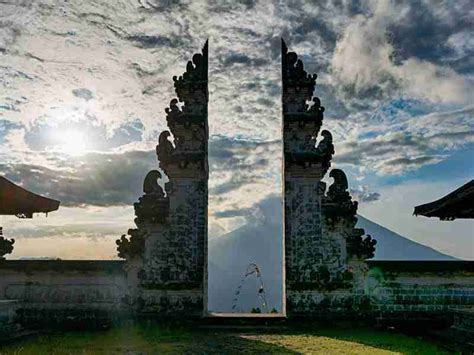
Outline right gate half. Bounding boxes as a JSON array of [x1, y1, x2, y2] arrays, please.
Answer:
[[281, 39, 376, 318]]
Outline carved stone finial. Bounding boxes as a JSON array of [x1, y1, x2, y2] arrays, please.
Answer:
[[0, 234, 15, 260], [165, 98, 181, 117], [316, 130, 334, 170], [116, 228, 145, 260], [282, 41, 333, 172], [324, 169, 377, 259], [282, 38, 324, 141], [307, 97, 325, 118], [173, 40, 208, 105], [323, 169, 357, 223], [156, 130, 174, 166], [134, 170, 170, 227], [282, 38, 317, 88], [327, 168, 348, 197], [347, 229, 377, 260], [143, 170, 164, 196], [362, 234, 377, 258]]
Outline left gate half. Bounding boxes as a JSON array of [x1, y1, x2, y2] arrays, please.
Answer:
[[117, 40, 209, 317]]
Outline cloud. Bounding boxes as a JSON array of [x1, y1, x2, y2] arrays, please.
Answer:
[[1, 135, 277, 210], [0, 150, 157, 207], [0, 119, 23, 143], [0, 21, 20, 52], [380, 155, 446, 175], [0, 0, 34, 53], [387, 1, 473, 72], [350, 186, 381, 202], [6, 224, 120, 240], [72, 88, 94, 101], [334, 105, 474, 175], [331, 0, 471, 103]]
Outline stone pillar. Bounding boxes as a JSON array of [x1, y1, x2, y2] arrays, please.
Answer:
[[118, 41, 208, 318], [282, 39, 376, 318]]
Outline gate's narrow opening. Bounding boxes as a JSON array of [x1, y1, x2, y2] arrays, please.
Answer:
[[205, 42, 285, 317]]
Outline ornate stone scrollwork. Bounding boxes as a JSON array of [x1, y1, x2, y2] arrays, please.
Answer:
[[117, 170, 169, 259], [282, 39, 378, 311], [165, 98, 182, 119], [347, 230, 377, 260], [0, 233, 14, 260], [323, 169, 377, 259], [134, 170, 169, 227], [156, 131, 174, 167], [316, 130, 335, 170], [305, 97, 325, 126], [306, 97, 324, 114], [156, 40, 208, 178], [172, 40, 208, 115], [173, 48, 207, 86], [282, 39, 332, 174], [282, 39, 317, 88], [327, 169, 349, 196], [143, 170, 165, 196], [285, 129, 334, 172], [116, 228, 145, 260], [324, 169, 358, 222]]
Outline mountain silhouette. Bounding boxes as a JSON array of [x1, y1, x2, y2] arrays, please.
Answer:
[[356, 215, 456, 261]]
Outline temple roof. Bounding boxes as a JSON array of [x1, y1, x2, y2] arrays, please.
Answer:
[[0, 176, 60, 218], [414, 180, 474, 220]]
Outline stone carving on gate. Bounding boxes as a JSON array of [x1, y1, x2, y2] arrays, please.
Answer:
[[323, 169, 376, 261], [0, 235, 14, 260]]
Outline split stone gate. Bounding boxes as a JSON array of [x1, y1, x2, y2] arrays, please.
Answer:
[[116, 39, 376, 317]]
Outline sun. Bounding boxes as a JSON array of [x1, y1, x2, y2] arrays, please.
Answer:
[[55, 129, 88, 156]]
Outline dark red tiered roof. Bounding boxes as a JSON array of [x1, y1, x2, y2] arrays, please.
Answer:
[[414, 180, 474, 220], [0, 176, 60, 218]]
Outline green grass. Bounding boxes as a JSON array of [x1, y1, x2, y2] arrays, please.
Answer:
[[0, 323, 451, 354]]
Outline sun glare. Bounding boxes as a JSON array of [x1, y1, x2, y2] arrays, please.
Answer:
[[54, 129, 88, 156]]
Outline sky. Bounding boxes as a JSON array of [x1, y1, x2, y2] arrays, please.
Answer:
[[0, 0, 472, 260]]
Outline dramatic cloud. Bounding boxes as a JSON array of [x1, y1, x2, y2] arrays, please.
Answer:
[[0, 150, 156, 207], [331, 0, 471, 104]]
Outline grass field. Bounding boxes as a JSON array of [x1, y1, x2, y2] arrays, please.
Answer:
[[0, 323, 450, 354]]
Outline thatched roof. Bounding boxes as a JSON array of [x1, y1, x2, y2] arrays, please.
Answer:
[[0, 176, 60, 218], [414, 180, 474, 220]]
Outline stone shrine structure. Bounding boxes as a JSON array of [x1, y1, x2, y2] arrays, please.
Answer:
[[0, 40, 472, 329]]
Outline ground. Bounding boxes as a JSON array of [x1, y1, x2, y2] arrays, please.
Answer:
[[1, 323, 450, 354]]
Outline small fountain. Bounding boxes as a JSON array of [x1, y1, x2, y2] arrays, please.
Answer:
[[232, 263, 269, 313]]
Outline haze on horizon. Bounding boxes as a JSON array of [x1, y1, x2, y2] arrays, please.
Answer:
[[0, 0, 472, 261]]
